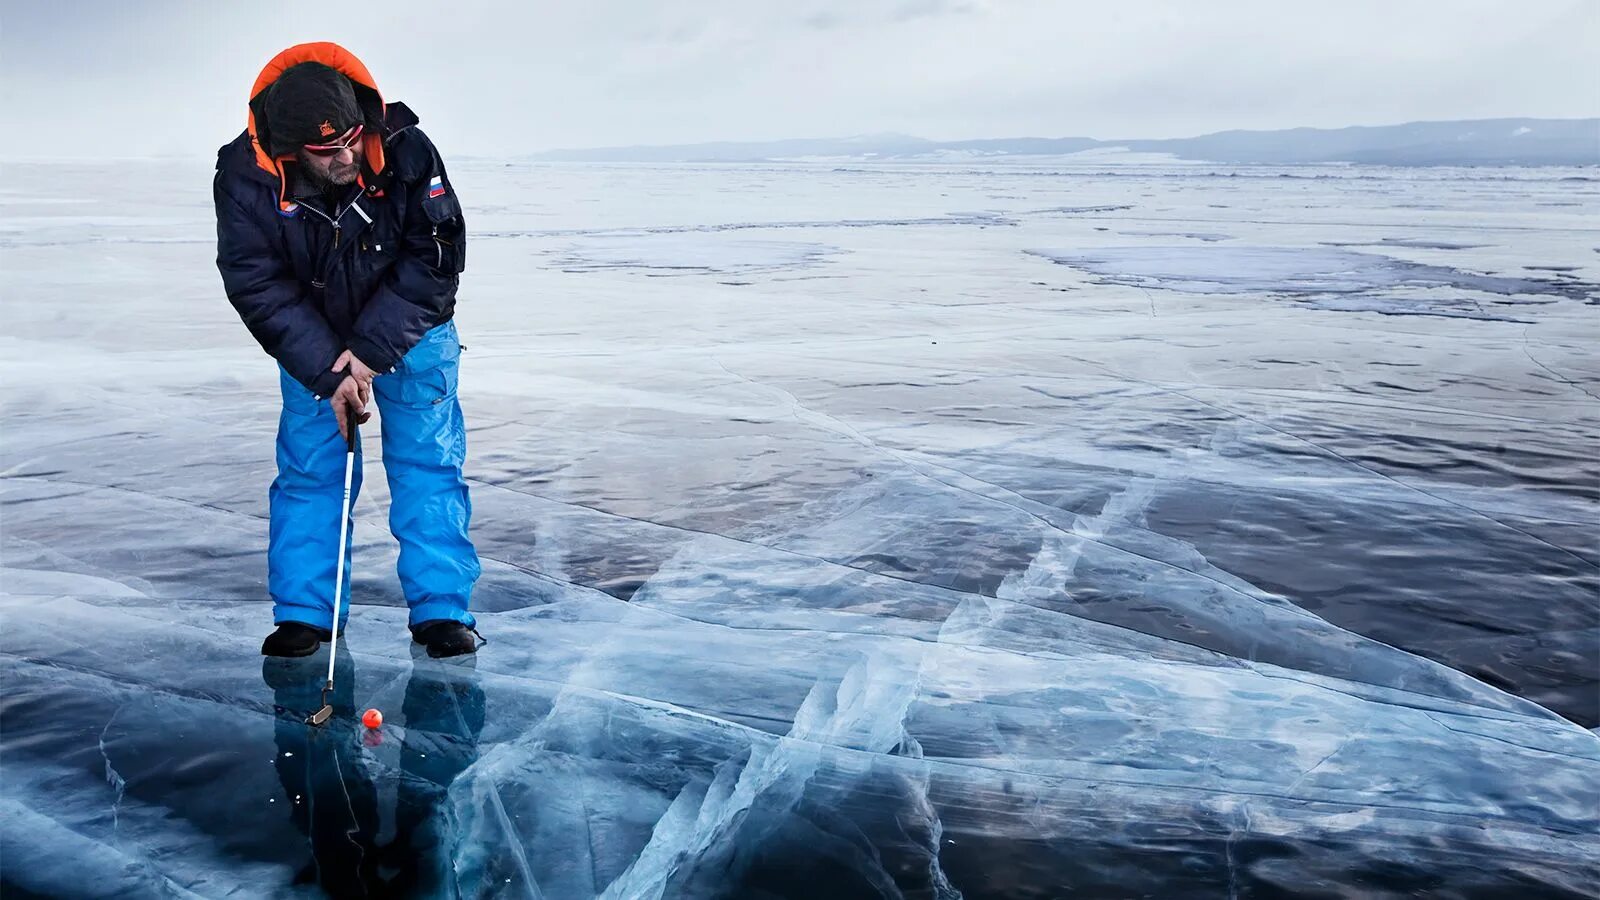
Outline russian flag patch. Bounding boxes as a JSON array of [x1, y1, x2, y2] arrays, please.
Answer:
[[428, 175, 446, 199]]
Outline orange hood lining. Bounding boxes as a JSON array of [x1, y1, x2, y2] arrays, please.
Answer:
[[246, 42, 387, 206]]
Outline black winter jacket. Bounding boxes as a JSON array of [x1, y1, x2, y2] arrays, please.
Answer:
[[214, 73, 465, 400]]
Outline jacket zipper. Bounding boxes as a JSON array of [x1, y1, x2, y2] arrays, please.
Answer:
[[299, 187, 366, 278]]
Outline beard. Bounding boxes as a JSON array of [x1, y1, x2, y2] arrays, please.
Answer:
[[296, 149, 363, 190], [324, 160, 361, 185]]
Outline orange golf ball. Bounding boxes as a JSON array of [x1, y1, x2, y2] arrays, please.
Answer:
[[362, 708, 383, 729]]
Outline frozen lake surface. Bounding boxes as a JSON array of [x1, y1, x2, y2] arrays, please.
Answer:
[[2, 159, 1598, 897]]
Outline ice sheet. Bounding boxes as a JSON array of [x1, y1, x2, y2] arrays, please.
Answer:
[[553, 234, 838, 276], [2, 159, 1597, 897], [1025, 244, 1595, 300]]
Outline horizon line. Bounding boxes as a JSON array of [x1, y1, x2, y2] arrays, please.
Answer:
[[526, 114, 1600, 157]]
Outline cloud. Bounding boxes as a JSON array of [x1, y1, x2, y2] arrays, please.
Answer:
[[800, 0, 985, 29], [802, 11, 844, 30], [0, 0, 1594, 158], [889, 0, 983, 23]]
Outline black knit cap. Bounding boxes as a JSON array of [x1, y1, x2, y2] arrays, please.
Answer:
[[262, 62, 362, 156]]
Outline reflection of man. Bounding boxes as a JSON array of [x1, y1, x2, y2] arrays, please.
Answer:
[[264, 654, 485, 895], [263, 655, 380, 894], [392, 657, 488, 893], [214, 42, 480, 659]]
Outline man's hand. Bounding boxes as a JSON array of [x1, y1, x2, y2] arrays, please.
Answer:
[[331, 375, 372, 442], [332, 349, 378, 385]]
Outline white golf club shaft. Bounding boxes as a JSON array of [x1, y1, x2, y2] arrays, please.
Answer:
[[324, 437, 357, 687]]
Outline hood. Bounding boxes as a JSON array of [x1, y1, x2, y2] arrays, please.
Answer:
[[246, 42, 389, 211]]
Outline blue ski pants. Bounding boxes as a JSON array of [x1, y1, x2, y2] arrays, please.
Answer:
[[268, 321, 479, 631]]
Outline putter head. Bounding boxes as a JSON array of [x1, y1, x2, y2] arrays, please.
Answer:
[[306, 704, 334, 727]]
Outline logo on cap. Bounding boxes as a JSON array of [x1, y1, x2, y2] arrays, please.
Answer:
[[318, 120, 336, 137]]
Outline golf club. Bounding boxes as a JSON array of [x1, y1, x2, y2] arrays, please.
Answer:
[[307, 407, 360, 727]]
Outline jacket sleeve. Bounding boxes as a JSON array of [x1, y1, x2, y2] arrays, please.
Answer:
[[214, 173, 347, 399], [346, 135, 464, 373]]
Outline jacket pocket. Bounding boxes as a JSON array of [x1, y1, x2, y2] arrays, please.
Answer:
[[421, 190, 466, 274]]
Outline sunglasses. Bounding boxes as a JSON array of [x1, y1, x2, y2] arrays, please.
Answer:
[[302, 124, 363, 157]]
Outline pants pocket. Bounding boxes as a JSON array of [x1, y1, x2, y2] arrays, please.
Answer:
[[392, 364, 458, 408], [384, 323, 461, 408]]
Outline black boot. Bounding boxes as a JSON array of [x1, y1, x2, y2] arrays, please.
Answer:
[[411, 620, 480, 659], [261, 622, 332, 658]]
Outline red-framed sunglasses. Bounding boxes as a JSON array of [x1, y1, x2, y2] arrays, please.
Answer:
[[303, 124, 363, 156]]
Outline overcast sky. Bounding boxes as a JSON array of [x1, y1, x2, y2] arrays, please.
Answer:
[[1, 0, 1594, 158]]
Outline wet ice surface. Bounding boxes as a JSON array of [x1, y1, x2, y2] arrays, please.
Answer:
[[1026, 245, 1593, 302], [2, 160, 1598, 898], [552, 234, 838, 276]]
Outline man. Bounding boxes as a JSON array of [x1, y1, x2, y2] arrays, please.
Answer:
[[214, 42, 481, 658]]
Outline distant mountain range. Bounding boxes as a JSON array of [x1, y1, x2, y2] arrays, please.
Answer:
[[530, 118, 1598, 166]]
